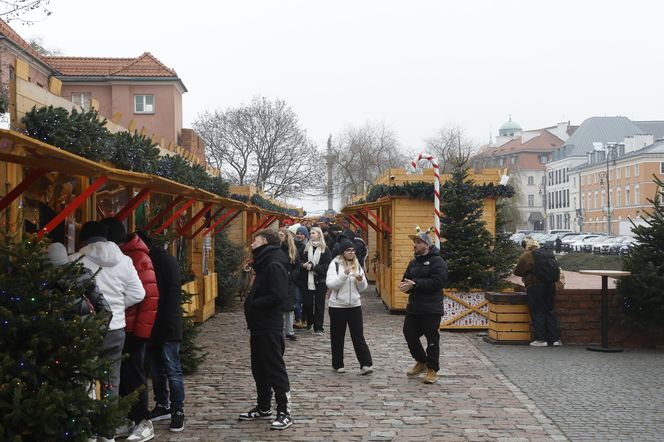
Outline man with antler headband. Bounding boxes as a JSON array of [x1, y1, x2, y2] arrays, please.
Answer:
[[399, 226, 448, 384]]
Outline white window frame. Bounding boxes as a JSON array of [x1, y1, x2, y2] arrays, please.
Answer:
[[625, 165, 630, 178], [625, 186, 631, 206], [134, 94, 155, 114], [527, 194, 534, 207], [71, 92, 91, 110], [661, 162, 664, 174], [527, 176, 534, 185], [616, 189, 621, 207], [634, 184, 639, 206], [635, 163, 640, 176], [616, 167, 621, 179]]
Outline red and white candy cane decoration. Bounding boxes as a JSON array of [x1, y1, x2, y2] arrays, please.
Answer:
[[409, 153, 441, 248]]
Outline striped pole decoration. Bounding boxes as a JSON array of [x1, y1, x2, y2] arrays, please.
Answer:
[[409, 153, 441, 248]]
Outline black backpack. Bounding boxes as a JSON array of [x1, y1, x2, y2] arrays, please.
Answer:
[[531, 248, 560, 283]]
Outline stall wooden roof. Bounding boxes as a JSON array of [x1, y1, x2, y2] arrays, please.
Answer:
[[0, 129, 247, 209]]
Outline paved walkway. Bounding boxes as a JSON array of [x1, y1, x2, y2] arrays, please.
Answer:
[[148, 286, 663, 441]]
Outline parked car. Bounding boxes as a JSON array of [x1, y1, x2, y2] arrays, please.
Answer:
[[510, 232, 527, 245], [595, 236, 630, 254], [568, 235, 600, 252], [618, 237, 641, 255], [582, 236, 607, 253]]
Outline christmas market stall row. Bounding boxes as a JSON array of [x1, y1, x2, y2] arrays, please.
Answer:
[[341, 163, 515, 331], [0, 128, 301, 323]]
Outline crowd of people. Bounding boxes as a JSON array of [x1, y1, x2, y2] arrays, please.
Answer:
[[46, 218, 186, 442], [241, 221, 448, 431]]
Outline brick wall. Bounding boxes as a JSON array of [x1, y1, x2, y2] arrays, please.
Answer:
[[180, 128, 206, 165], [516, 287, 664, 347]]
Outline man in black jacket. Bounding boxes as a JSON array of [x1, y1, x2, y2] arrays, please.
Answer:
[[239, 229, 293, 430], [136, 231, 186, 433], [399, 230, 448, 384]]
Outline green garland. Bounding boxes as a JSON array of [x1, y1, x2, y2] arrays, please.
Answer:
[[363, 181, 514, 203], [250, 193, 303, 216]]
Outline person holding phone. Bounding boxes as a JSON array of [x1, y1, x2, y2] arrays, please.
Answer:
[[399, 228, 447, 384], [326, 239, 373, 375]]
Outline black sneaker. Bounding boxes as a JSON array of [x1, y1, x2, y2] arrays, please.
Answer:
[[150, 404, 171, 422], [169, 410, 185, 432], [286, 334, 297, 341], [270, 412, 293, 430], [239, 407, 273, 421]]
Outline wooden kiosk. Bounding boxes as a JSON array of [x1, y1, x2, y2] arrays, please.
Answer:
[[0, 129, 252, 323], [341, 167, 502, 329]]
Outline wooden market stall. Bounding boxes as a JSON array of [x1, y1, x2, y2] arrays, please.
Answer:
[[0, 129, 249, 323], [341, 167, 503, 330]]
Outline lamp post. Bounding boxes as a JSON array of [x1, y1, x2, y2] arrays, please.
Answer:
[[593, 142, 618, 235], [538, 167, 553, 232]]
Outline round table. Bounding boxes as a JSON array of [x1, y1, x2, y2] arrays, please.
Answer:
[[578, 270, 631, 353]]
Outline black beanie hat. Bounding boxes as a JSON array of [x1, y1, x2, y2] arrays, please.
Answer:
[[79, 221, 109, 244], [338, 238, 355, 253], [101, 217, 127, 244]]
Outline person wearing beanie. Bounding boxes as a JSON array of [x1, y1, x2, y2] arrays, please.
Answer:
[[70, 221, 145, 440], [137, 231, 187, 433], [298, 227, 332, 335], [514, 237, 562, 348], [326, 238, 373, 375], [240, 228, 293, 430], [399, 227, 447, 385], [101, 218, 159, 440]]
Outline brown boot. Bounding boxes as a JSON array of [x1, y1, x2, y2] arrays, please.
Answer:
[[423, 368, 437, 384], [293, 320, 304, 329], [406, 361, 427, 377]]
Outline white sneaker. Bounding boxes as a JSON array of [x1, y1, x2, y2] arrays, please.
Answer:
[[552, 340, 563, 346], [335, 367, 346, 373], [126, 419, 154, 442], [360, 366, 374, 375], [529, 340, 548, 347]]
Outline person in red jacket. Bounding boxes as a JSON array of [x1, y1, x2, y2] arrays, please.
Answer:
[[102, 218, 159, 442]]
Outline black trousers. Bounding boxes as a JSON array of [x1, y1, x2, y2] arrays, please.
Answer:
[[303, 286, 326, 332], [328, 306, 372, 370], [119, 333, 150, 422], [250, 332, 291, 414], [403, 313, 441, 372], [527, 282, 561, 343]]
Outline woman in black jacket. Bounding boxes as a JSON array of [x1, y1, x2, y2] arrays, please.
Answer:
[[278, 227, 300, 341], [299, 226, 332, 335]]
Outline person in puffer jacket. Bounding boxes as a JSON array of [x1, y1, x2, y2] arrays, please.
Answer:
[[69, 221, 145, 410], [102, 217, 159, 439], [399, 229, 447, 385], [326, 238, 373, 375]]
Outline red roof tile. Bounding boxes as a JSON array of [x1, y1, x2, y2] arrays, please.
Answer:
[[0, 17, 53, 67], [44, 52, 178, 78]]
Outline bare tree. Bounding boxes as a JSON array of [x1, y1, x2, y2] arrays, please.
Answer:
[[333, 122, 407, 200], [425, 125, 477, 173], [193, 96, 323, 198], [0, 0, 52, 23]]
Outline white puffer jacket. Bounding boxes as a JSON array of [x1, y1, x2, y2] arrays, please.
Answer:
[[70, 240, 145, 331], [326, 257, 368, 308]]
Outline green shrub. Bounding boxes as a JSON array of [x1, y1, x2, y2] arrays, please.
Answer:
[[556, 253, 624, 272]]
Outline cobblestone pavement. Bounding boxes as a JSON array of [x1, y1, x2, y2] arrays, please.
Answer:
[[150, 287, 568, 441], [473, 337, 664, 441]]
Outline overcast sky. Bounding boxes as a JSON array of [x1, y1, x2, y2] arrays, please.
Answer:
[[18, 0, 664, 213]]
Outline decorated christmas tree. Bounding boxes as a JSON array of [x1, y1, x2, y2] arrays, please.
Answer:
[[0, 239, 133, 441], [617, 176, 664, 333], [439, 155, 497, 291]]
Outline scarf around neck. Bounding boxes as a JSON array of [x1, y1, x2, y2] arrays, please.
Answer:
[[307, 244, 322, 290]]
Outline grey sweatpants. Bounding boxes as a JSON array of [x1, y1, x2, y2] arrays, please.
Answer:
[[102, 328, 125, 399]]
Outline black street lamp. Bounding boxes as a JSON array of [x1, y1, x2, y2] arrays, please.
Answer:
[[593, 142, 619, 235]]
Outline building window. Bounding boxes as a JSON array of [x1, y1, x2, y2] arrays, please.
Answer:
[[528, 194, 534, 207], [616, 189, 621, 207], [566, 189, 570, 208], [635, 185, 639, 205], [588, 193, 592, 210], [661, 162, 664, 174], [511, 156, 517, 165], [594, 191, 599, 209], [625, 186, 630, 206], [616, 167, 621, 179], [71, 92, 91, 110], [635, 163, 640, 176], [540, 155, 548, 164], [625, 165, 630, 178], [527, 176, 534, 185], [573, 176, 576, 187], [134, 95, 154, 114]]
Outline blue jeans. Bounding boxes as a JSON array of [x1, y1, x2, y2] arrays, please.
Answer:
[[294, 286, 303, 321], [149, 341, 185, 412]]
